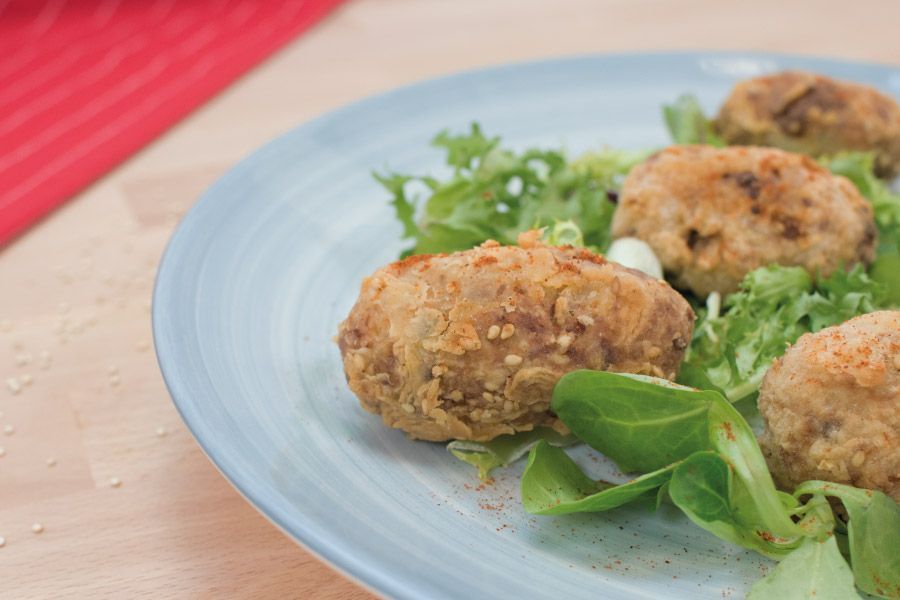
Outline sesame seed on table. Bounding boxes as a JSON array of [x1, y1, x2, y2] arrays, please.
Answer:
[[1, 0, 898, 597]]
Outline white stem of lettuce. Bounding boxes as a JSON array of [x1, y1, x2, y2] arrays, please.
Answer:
[[725, 371, 766, 403]]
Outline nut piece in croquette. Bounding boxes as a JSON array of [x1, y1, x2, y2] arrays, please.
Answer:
[[715, 70, 900, 177], [611, 145, 877, 297], [758, 310, 900, 502], [336, 232, 695, 442]]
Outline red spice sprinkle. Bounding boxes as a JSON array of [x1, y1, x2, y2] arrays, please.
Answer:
[[390, 252, 447, 272], [758, 530, 774, 541], [472, 255, 499, 267], [756, 530, 789, 544], [722, 422, 736, 442], [475, 478, 495, 491]]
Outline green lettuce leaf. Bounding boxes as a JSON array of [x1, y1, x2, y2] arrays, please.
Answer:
[[448, 427, 575, 480], [669, 451, 798, 558], [794, 481, 900, 599], [523, 370, 899, 596], [662, 94, 725, 146], [521, 440, 674, 515], [871, 254, 900, 306], [552, 371, 801, 544], [552, 370, 713, 473], [747, 536, 861, 600], [377, 123, 645, 256]]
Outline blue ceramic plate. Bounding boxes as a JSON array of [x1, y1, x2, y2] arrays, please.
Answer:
[[154, 52, 899, 599]]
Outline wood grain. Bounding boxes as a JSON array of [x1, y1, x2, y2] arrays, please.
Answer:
[[1, 0, 897, 597]]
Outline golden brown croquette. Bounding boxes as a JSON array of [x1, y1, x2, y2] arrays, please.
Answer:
[[336, 232, 695, 441], [716, 71, 900, 177], [758, 311, 900, 502], [611, 145, 877, 297]]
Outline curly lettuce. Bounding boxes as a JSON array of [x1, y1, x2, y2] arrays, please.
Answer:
[[662, 94, 725, 146], [376, 123, 646, 257], [684, 265, 886, 403]]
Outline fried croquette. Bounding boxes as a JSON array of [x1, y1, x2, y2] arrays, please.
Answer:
[[336, 232, 695, 442], [716, 71, 900, 177], [611, 145, 877, 297], [758, 310, 900, 502]]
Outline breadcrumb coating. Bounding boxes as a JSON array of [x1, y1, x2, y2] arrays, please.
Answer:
[[758, 311, 900, 501], [337, 232, 695, 441], [611, 145, 877, 297], [716, 71, 900, 177]]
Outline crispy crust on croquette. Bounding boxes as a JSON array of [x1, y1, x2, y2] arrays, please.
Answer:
[[337, 233, 695, 441], [758, 311, 900, 501], [715, 71, 900, 177], [611, 145, 877, 297]]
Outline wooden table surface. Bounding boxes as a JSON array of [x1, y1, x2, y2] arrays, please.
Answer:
[[2, 0, 897, 597]]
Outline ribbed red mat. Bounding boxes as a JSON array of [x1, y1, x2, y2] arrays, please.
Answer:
[[0, 0, 344, 247]]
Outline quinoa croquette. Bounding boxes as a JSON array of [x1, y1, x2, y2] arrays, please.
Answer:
[[336, 232, 695, 442], [758, 311, 900, 502], [611, 145, 877, 297], [715, 71, 900, 177]]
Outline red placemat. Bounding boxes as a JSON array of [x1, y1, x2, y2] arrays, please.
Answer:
[[0, 0, 345, 248]]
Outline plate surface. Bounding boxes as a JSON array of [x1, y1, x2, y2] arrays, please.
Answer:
[[153, 52, 900, 599]]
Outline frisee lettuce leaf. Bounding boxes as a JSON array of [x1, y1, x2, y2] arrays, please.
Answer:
[[376, 123, 646, 257], [685, 264, 885, 402], [662, 94, 725, 146]]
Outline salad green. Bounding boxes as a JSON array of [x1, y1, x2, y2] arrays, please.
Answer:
[[661, 94, 725, 147], [521, 371, 900, 597], [376, 123, 644, 257], [551, 372, 714, 473], [544, 371, 801, 549], [521, 442, 674, 515], [745, 536, 859, 600], [794, 480, 900, 597], [447, 426, 575, 480]]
